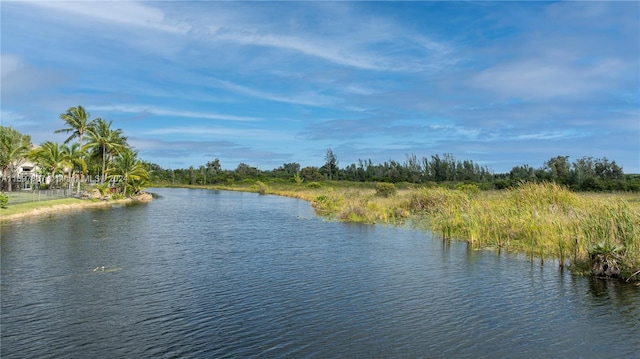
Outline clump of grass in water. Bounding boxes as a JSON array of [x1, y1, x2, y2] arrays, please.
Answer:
[[576, 198, 640, 279], [264, 181, 640, 281], [251, 181, 269, 195]]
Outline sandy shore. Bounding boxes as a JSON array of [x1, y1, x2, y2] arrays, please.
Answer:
[[0, 193, 152, 222]]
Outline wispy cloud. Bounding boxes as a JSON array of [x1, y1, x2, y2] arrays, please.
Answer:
[[144, 126, 292, 142], [91, 105, 260, 122], [24, 1, 453, 73], [1, 54, 69, 99], [2, 1, 638, 172], [27, 0, 190, 34], [208, 78, 336, 107], [471, 58, 631, 101]]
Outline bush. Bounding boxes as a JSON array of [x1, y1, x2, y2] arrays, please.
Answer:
[[253, 181, 269, 195], [375, 182, 397, 197], [0, 194, 9, 208], [306, 182, 322, 189]]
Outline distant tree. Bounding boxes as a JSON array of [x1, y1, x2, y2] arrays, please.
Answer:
[[543, 156, 571, 185], [300, 166, 323, 182], [405, 154, 422, 183], [235, 163, 258, 178], [204, 158, 222, 184], [430, 154, 456, 182], [322, 148, 339, 180], [571, 156, 595, 189], [510, 164, 536, 181], [594, 158, 623, 180], [282, 162, 301, 175]]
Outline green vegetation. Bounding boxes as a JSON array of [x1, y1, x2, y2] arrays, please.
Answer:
[[375, 182, 397, 197], [0, 126, 31, 192], [2, 106, 639, 282], [150, 150, 640, 192], [197, 179, 640, 282], [0, 197, 86, 217], [0, 194, 8, 208], [1, 105, 149, 198]]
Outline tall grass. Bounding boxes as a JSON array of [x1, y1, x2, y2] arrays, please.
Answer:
[[212, 180, 640, 281], [404, 182, 639, 279]]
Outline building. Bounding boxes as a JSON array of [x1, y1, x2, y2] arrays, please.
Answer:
[[1, 160, 41, 191]]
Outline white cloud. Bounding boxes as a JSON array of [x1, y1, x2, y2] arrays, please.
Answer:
[[14, 1, 455, 73], [144, 126, 291, 141], [470, 57, 629, 100], [26, 1, 189, 34], [214, 31, 388, 71], [514, 130, 587, 141], [207, 78, 335, 107], [1, 54, 23, 79], [90, 105, 260, 122], [0, 54, 68, 100]]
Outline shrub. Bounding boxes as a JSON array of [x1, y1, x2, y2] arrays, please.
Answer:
[[253, 181, 269, 195], [306, 182, 322, 189], [94, 183, 110, 196], [0, 194, 9, 208], [375, 182, 396, 197]]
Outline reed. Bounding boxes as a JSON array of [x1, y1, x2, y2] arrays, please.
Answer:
[[215, 180, 640, 281]]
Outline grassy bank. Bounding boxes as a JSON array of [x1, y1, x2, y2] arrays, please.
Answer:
[[0, 194, 152, 221], [0, 197, 87, 218], [200, 180, 640, 282]]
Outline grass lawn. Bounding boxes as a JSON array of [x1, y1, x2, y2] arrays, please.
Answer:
[[0, 197, 86, 218]]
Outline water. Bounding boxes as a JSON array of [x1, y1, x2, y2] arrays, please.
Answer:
[[2, 188, 639, 358]]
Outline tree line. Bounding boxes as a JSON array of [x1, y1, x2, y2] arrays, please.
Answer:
[[4, 106, 635, 194], [150, 149, 640, 192], [0, 105, 149, 196]]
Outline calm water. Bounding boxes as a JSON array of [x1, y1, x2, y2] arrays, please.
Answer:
[[2, 188, 639, 358]]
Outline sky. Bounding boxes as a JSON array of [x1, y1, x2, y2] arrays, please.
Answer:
[[1, 1, 639, 173]]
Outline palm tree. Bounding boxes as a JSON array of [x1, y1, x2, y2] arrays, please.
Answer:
[[56, 105, 92, 146], [106, 149, 149, 196], [62, 143, 87, 194], [29, 141, 72, 189], [56, 106, 93, 190], [0, 126, 31, 191], [84, 118, 127, 183]]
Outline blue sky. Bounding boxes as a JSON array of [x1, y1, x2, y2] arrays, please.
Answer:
[[2, 1, 639, 173]]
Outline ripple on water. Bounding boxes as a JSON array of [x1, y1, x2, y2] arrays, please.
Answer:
[[1, 188, 639, 359]]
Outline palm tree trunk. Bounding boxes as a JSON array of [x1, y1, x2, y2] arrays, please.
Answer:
[[6, 168, 13, 192], [78, 133, 83, 194], [101, 145, 107, 184]]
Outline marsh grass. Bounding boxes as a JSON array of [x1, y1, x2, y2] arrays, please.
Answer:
[[209, 180, 640, 281]]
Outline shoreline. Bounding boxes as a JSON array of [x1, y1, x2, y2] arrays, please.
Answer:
[[0, 193, 152, 222], [3, 185, 638, 284]]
